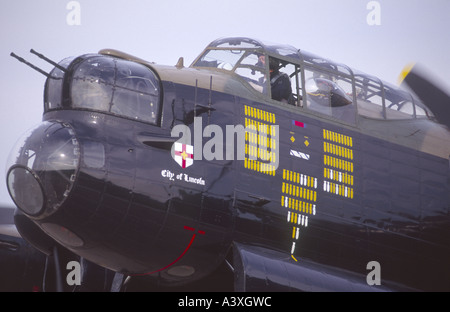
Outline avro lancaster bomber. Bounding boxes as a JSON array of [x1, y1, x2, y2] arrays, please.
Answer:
[[2, 37, 450, 291]]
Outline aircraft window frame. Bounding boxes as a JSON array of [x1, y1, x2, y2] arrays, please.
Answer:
[[233, 51, 268, 94], [193, 48, 271, 95], [69, 55, 161, 125], [210, 37, 264, 49], [353, 71, 432, 121], [193, 38, 433, 124], [354, 73, 386, 119], [44, 57, 76, 111], [384, 85, 416, 119], [412, 97, 434, 119], [301, 50, 354, 77], [286, 62, 303, 107], [264, 56, 303, 107], [192, 48, 247, 71], [303, 66, 356, 124]]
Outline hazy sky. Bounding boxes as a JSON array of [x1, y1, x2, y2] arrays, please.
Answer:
[[1, 0, 449, 206]]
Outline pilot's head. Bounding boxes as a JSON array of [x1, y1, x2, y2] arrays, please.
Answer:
[[257, 55, 280, 73], [269, 57, 280, 73]]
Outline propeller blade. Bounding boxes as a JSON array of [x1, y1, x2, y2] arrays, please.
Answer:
[[399, 64, 450, 128]]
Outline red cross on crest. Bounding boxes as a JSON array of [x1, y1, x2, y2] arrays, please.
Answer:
[[173, 142, 194, 168]]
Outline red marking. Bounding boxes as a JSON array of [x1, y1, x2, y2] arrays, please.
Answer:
[[131, 226, 205, 276], [293, 120, 305, 128], [174, 144, 193, 168], [184, 225, 205, 235], [132, 234, 196, 276]]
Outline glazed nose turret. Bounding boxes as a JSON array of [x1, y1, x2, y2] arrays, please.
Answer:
[[6, 121, 80, 218]]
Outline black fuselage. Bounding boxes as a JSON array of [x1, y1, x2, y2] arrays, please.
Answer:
[[7, 48, 450, 291]]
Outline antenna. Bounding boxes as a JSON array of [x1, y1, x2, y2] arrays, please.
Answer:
[[175, 57, 184, 69]]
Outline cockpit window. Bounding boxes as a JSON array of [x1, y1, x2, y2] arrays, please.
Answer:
[[304, 67, 356, 124], [191, 37, 435, 124], [70, 56, 160, 125], [234, 52, 267, 94], [354, 71, 434, 120], [193, 49, 245, 70], [193, 49, 268, 94], [384, 85, 415, 119]]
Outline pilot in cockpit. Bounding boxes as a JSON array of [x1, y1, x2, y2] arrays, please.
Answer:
[[258, 55, 293, 104]]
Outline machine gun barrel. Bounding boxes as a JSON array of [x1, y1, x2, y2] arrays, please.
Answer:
[[10, 52, 51, 78], [30, 49, 66, 72]]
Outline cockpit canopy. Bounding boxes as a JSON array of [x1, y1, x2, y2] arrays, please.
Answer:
[[192, 37, 433, 123], [192, 37, 300, 97]]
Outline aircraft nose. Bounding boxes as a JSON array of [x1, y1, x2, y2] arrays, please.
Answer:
[[6, 121, 80, 217]]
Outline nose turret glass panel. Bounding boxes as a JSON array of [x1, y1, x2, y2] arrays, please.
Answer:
[[6, 122, 80, 217]]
